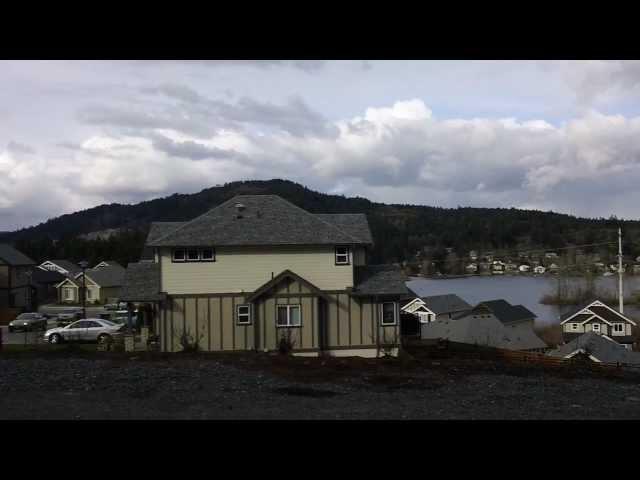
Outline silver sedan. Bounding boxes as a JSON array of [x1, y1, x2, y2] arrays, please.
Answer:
[[44, 318, 125, 344]]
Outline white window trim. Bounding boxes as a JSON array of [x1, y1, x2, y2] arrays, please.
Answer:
[[613, 323, 624, 333], [276, 304, 301, 327], [236, 304, 252, 325], [571, 323, 578, 330], [592, 323, 601, 332], [380, 302, 398, 326], [335, 246, 351, 265], [172, 249, 186, 262], [201, 248, 215, 262], [64, 287, 73, 300]]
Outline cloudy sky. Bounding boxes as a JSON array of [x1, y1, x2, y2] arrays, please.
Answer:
[[2, 60, 640, 231]]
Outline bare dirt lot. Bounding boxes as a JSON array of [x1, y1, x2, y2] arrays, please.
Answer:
[[2, 349, 640, 420]]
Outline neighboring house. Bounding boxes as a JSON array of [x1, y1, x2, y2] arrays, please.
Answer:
[[491, 260, 505, 274], [533, 266, 546, 274], [448, 299, 545, 351], [547, 331, 640, 364], [94, 260, 123, 269], [545, 252, 558, 259], [38, 259, 81, 277], [559, 299, 636, 349], [505, 261, 518, 273], [478, 261, 491, 274], [401, 293, 471, 325], [126, 194, 409, 356], [465, 263, 478, 274], [57, 265, 125, 304], [518, 264, 531, 273], [469, 250, 478, 261], [548, 263, 560, 273], [0, 244, 36, 309], [13, 268, 65, 309], [420, 314, 547, 351]]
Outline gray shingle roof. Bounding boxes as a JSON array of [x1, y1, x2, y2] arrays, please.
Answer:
[[352, 265, 409, 297], [421, 315, 547, 351], [146, 195, 372, 247], [0, 244, 35, 266], [120, 262, 162, 302], [43, 259, 82, 275], [315, 214, 373, 245], [95, 260, 123, 269], [475, 299, 537, 324], [83, 265, 125, 287], [547, 332, 640, 364], [421, 294, 471, 315]]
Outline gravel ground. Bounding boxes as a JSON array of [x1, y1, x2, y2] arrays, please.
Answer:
[[2, 352, 640, 419]]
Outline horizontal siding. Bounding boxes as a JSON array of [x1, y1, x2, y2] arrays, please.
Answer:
[[160, 245, 354, 294]]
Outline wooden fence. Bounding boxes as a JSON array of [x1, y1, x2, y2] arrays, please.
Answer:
[[403, 338, 640, 373]]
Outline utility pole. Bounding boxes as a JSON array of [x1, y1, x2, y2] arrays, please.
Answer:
[[618, 227, 624, 314]]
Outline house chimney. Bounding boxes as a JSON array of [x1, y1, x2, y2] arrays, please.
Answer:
[[235, 203, 245, 219]]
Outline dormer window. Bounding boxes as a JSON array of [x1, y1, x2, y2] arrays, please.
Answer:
[[335, 246, 350, 265]]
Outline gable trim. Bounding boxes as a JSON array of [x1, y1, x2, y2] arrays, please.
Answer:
[[245, 269, 331, 303]]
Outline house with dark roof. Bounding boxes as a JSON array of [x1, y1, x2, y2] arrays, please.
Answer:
[[0, 243, 36, 309], [123, 194, 408, 356], [559, 299, 636, 349], [400, 294, 472, 338], [547, 331, 640, 364], [93, 260, 123, 269], [56, 265, 125, 305]]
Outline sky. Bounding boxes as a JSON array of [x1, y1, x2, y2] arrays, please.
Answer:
[[2, 60, 640, 231]]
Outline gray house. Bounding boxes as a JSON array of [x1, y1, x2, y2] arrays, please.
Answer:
[[0, 244, 36, 309]]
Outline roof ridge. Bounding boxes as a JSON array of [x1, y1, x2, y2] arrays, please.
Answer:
[[149, 195, 242, 245], [272, 196, 362, 244]]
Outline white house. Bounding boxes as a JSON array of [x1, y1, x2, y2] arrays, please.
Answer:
[[533, 266, 546, 274], [518, 264, 531, 273], [559, 300, 637, 349]]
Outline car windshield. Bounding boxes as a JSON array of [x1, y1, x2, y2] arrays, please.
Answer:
[[100, 319, 117, 326], [18, 314, 35, 319]]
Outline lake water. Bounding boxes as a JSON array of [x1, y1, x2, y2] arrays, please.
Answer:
[[406, 275, 640, 326]]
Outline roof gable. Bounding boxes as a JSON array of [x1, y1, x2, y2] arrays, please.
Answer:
[[560, 300, 636, 326], [245, 270, 330, 303], [421, 294, 472, 315], [82, 265, 125, 287], [0, 244, 35, 266], [147, 195, 369, 247]]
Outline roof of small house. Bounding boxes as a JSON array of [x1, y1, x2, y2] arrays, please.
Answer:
[[467, 299, 537, 324], [95, 260, 123, 269], [83, 265, 126, 288], [548, 332, 640, 364], [0, 244, 35, 266], [41, 259, 82, 275], [120, 262, 162, 302], [146, 195, 373, 247], [560, 299, 636, 325], [352, 265, 409, 297], [420, 294, 471, 315]]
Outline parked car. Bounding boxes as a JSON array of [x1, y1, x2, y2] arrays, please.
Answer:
[[8, 313, 48, 332], [112, 310, 138, 325], [44, 318, 125, 344], [56, 308, 83, 327]]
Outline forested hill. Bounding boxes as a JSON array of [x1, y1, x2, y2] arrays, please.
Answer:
[[7, 179, 640, 267]]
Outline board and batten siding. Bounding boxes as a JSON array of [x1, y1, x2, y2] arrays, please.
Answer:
[[158, 291, 401, 354], [160, 245, 354, 295]]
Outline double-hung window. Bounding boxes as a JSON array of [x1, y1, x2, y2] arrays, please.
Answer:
[[173, 249, 186, 262], [187, 249, 200, 261], [335, 246, 350, 265], [571, 323, 578, 330], [277, 305, 301, 327], [380, 302, 397, 326], [592, 323, 601, 332], [614, 323, 624, 334], [201, 248, 215, 261], [237, 305, 251, 325]]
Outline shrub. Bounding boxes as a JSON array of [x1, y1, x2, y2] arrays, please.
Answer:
[[278, 330, 296, 355]]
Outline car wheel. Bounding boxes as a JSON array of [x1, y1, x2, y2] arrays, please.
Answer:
[[49, 333, 62, 344], [97, 333, 112, 344]]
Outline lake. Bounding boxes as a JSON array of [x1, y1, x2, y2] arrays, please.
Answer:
[[406, 275, 640, 326]]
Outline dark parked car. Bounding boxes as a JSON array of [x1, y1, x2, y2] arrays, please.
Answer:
[[8, 313, 48, 332]]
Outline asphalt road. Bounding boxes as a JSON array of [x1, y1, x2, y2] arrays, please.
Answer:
[[0, 323, 52, 345]]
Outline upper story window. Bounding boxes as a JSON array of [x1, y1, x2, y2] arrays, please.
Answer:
[[614, 323, 624, 333], [380, 302, 397, 326], [335, 246, 350, 265], [237, 304, 251, 325], [173, 248, 215, 263], [592, 323, 601, 332], [571, 323, 578, 330]]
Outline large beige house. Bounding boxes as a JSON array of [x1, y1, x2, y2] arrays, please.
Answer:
[[121, 195, 409, 357]]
